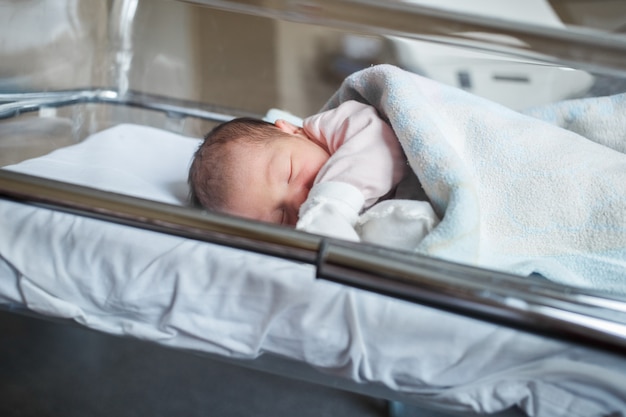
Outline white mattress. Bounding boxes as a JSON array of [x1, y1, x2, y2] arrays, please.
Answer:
[[1, 124, 625, 417]]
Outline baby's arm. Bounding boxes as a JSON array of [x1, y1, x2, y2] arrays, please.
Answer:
[[296, 182, 363, 241], [304, 100, 408, 208], [295, 101, 407, 240]]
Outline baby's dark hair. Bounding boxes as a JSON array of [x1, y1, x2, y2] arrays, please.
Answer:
[[188, 117, 286, 211]]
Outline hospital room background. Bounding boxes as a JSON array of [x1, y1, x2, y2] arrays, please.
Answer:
[[1, 0, 626, 416]]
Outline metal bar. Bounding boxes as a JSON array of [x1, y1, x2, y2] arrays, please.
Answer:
[[182, 0, 626, 76], [2, 169, 626, 356], [0, 89, 260, 122], [317, 240, 626, 355], [0, 170, 320, 265]]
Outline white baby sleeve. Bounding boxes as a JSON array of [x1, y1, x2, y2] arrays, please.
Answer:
[[296, 181, 364, 241]]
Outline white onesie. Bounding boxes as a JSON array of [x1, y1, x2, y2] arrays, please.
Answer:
[[296, 100, 439, 245]]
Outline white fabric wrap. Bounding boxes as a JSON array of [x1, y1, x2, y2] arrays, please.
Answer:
[[296, 181, 364, 241], [356, 199, 439, 251]]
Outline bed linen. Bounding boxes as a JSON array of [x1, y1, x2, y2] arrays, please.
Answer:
[[1, 124, 625, 416], [320, 64, 626, 295]]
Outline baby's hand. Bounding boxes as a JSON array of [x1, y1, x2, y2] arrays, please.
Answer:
[[296, 182, 364, 241]]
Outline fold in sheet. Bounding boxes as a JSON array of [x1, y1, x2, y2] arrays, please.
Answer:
[[322, 65, 626, 294]]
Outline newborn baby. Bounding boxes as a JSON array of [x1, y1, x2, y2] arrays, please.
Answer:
[[188, 100, 438, 247]]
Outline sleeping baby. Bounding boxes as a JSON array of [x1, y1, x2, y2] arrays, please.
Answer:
[[188, 100, 439, 247]]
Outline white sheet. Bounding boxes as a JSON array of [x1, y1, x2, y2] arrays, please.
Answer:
[[1, 124, 625, 417]]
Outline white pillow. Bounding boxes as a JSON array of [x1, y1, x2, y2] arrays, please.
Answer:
[[4, 123, 201, 204]]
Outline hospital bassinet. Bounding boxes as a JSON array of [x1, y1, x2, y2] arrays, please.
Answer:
[[1, 1, 626, 416]]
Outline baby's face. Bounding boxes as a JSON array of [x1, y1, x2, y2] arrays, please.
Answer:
[[225, 124, 330, 226]]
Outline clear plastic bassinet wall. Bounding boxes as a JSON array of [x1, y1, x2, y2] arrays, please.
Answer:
[[2, 0, 626, 167], [0, 0, 364, 166], [0, 0, 280, 165]]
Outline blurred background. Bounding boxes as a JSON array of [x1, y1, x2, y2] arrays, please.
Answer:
[[2, 0, 626, 115], [2, 0, 626, 167], [2, 0, 626, 165]]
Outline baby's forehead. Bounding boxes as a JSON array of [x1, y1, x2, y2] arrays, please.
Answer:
[[224, 137, 270, 160], [233, 130, 287, 147]]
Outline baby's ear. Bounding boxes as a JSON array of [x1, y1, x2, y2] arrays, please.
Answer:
[[275, 119, 300, 135]]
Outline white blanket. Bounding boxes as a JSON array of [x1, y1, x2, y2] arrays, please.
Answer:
[[323, 65, 626, 294]]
